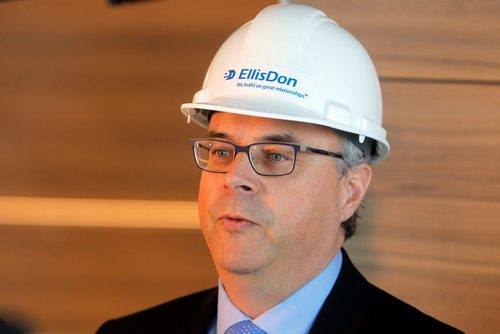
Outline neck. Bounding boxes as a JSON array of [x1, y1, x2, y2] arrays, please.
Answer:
[[218, 247, 341, 318]]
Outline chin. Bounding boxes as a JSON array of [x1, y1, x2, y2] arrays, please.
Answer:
[[216, 254, 267, 276]]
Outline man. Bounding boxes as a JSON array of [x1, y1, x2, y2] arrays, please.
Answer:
[[98, 4, 462, 333]]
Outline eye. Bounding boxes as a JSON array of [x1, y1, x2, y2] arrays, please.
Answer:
[[212, 148, 231, 158], [268, 152, 288, 162]]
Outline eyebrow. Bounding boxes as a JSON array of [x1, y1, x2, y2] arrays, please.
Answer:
[[207, 131, 229, 139], [261, 133, 298, 143], [207, 131, 299, 144]]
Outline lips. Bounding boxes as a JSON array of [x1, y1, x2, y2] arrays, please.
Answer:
[[218, 214, 256, 228]]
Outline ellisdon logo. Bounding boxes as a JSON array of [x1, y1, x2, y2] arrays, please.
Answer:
[[224, 68, 298, 87]]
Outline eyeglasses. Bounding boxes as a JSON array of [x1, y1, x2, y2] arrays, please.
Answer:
[[189, 138, 345, 176]]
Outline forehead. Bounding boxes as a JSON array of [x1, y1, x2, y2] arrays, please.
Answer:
[[208, 112, 340, 146]]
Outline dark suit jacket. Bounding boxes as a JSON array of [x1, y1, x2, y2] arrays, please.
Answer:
[[97, 249, 463, 333]]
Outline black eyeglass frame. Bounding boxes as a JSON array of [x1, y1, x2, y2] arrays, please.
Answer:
[[189, 138, 346, 176]]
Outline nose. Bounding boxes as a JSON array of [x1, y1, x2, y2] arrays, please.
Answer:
[[224, 151, 259, 194]]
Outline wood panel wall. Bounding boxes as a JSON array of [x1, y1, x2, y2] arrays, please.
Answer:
[[0, 0, 498, 333]]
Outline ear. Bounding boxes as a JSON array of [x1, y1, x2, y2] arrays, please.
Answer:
[[340, 163, 372, 222]]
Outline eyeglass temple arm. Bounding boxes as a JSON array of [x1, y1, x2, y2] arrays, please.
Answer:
[[303, 146, 346, 162]]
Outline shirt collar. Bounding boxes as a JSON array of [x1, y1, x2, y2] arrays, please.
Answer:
[[214, 250, 343, 334]]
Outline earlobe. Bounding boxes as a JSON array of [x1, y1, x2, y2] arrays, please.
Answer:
[[340, 163, 372, 222]]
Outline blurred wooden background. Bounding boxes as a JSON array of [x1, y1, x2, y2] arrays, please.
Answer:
[[0, 0, 499, 333]]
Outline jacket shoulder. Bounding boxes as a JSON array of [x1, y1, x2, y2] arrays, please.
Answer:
[[96, 288, 217, 334], [310, 249, 463, 333], [366, 284, 463, 333]]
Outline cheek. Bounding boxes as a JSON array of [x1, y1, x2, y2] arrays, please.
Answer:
[[269, 179, 314, 236], [198, 173, 218, 225], [198, 171, 222, 201], [276, 172, 342, 237]]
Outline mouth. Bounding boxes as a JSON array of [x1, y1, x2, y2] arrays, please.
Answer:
[[217, 214, 256, 228]]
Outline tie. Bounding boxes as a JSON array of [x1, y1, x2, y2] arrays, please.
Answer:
[[224, 320, 267, 334]]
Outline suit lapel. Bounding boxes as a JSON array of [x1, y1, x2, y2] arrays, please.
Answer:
[[189, 288, 218, 334], [309, 248, 373, 334]]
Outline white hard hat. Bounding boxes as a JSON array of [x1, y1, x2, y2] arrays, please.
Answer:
[[181, 4, 389, 163]]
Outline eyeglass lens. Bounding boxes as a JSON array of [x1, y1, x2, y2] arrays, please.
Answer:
[[193, 140, 296, 176]]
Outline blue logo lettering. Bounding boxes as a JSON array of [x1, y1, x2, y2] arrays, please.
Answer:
[[224, 68, 298, 87], [224, 70, 236, 80]]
